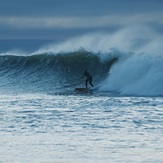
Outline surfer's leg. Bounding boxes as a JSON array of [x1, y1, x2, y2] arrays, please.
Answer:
[[86, 79, 89, 88], [89, 77, 94, 87], [90, 82, 93, 87]]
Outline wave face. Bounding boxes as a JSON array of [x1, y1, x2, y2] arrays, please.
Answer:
[[0, 50, 117, 94]]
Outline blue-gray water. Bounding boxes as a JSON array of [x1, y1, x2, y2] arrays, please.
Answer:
[[0, 37, 163, 162], [0, 93, 163, 162]]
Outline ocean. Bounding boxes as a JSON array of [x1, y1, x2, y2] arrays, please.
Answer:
[[0, 29, 163, 162]]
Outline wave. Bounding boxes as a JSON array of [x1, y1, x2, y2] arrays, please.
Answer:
[[0, 25, 163, 96], [0, 49, 117, 94]]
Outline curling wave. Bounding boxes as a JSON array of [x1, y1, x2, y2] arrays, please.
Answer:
[[1, 25, 163, 96], [0, 49, 117, 94]]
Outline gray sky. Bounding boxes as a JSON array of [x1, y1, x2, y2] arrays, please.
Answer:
[[0, 0, 163, 40]]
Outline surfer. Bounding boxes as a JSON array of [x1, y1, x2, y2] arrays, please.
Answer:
[[81, 70, 94, 88]]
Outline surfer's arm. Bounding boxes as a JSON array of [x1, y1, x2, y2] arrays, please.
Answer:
[[81, 73, 85, 79]]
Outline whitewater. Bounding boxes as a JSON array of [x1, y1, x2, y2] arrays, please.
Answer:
[[0, 26, 163, 162]]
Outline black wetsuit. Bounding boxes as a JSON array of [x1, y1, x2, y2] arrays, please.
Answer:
[[81, 70, 94, 88]]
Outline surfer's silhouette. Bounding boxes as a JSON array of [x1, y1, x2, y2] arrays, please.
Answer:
[[81, 70, 94, 88]]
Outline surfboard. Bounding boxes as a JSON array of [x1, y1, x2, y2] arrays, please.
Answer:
[[75, 88, 90, 92]]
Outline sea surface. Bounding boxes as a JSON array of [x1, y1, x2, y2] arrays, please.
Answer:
[[0, 32, 163, 162], [0, 93, 163, 163]]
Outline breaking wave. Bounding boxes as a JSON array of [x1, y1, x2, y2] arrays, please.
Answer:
[[0, 49, 117, 94], [0, 25, 163, 96]]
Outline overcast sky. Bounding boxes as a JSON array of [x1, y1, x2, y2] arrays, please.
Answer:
[[0, 0, 163, 40]]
